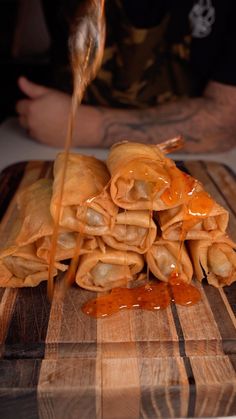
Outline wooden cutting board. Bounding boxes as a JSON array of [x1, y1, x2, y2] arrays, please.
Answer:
[[0, 160, 236, 419]]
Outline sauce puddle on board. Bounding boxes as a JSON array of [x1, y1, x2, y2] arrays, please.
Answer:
[[82, 277, 201, 318]]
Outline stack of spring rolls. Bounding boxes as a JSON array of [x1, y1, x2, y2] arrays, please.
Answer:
[[0, 142, 235, 290]]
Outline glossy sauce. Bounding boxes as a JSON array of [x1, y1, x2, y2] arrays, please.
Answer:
[[161, 165, 214, 241], [48, 2, 105, 299], [186, 190, 214, 218], [180, 189, 214, 240], [82, 278, 201, 318], [161, 167, 196, 207], [123, 158, 170, 197], [48, 87, 79, 299], [161, 166, 214, 219]]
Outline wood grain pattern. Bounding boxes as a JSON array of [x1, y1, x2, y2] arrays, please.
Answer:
[[0, 160, 236, 418], [38, 358, 98, 419], [190, 355, 236, 417], [0, 359, 41, 419]]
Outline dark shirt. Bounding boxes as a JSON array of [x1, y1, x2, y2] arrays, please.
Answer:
[[41, 0, 236, 108], [122, 0, 236, 89]]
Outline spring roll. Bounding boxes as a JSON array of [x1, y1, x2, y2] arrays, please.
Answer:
[[107, 141, 172, 210], [157, 189, 229, 241], [188, 236, 236, 287], [75, 247, 144, 291], [103, 210, 157, 254], [15, 179, 54, 246], [36, 232, 101, 262], [146, 238, 193, 283], [51, 152, 118, 234], [0, 243, 67, 288], [107, 141, 196, 211], [0, 179, 67, 287]]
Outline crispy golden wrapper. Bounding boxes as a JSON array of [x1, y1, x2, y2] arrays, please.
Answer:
[[188, 235, 236, 287], [75, 246, 144, 291], [15, 179, 54, 246], [103, 210, 156, 254], [146, 238, 193, 283], [0, 179, 67, 287], [51, 152, 117, 234], [0, 243, 67, 288], [36, 232, 101, 262], [157, 199, 229, 241], [107, 141, 175, 210]]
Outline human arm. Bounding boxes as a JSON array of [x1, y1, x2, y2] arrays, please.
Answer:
[[16, 77, 236, 152], [93, 80, 236, 153]]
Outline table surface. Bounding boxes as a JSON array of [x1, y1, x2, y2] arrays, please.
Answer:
[[0, 117, 236, 174]]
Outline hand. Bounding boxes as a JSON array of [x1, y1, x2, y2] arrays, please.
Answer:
[[16, 77, 103, 148]]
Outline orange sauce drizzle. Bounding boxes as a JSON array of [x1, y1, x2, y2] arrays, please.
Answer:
[[48, 88, 79, 300], [48, 0, 106, 299], [180, 190, 214, 241], [124, 158, 170, 195], [186, 190, 214, 218], [65, 233, 84, 288], [161, 167, 195, 207], [48, 43, 92, 299], [161, 165, 214, 241], [82, 278, 201, 318]]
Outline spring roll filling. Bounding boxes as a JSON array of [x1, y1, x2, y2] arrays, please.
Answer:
[[77, 207, 105, 226], [111, 225, 147, 244], [151, 245, 177, 277], [90, 262, 132, 287], [208, 245, 236, 278]]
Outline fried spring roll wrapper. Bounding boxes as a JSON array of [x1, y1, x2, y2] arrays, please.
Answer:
[[146, 239, 193, 283], [0, 180, 67, 287], [107, 141, 176, 210], [0, 179, 54, 259], [103, 210, 157, 254], [51, 152, 118, 234], [15, 179, 54, 246], [158, 200, 229, 241], [36, 232, 101, 262], [0, 244, 67, 288], [76, 247, 144, 292], [188, 236, 236, 287]]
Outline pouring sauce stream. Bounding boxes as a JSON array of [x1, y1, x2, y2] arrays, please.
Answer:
[[48, 0, 106, 299]]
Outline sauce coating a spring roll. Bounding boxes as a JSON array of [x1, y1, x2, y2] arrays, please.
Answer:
[[107, 141, 196, 211], [157, 188, 229, 241], [107, 142, 171, 210]]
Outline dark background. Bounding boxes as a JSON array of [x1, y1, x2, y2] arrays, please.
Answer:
[[0, 0, 52, 123]]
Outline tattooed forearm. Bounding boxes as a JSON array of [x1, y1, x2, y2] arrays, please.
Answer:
[[95, 81, 236, 153]]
